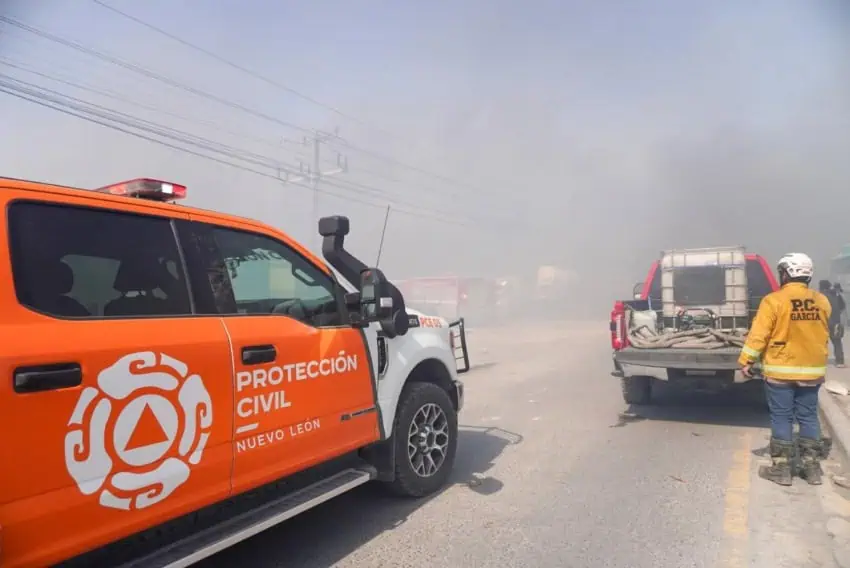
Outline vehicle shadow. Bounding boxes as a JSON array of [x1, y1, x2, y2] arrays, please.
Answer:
[[200, 425, 522, 568], [613, 380, 771, 429]]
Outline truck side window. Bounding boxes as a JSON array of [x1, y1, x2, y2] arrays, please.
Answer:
[[8, 201, 192, 318], [204, 226, 343, 328], [746, 259, 772, 311]]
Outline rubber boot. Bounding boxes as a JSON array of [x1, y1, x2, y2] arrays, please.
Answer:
[[798, 437, 823, 485], [759, 438, 794, 486]]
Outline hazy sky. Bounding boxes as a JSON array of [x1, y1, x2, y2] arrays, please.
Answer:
[[2, 0, 848, 314]]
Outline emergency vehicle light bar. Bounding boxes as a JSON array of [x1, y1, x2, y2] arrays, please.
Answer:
[[95, 178, 187, 202]]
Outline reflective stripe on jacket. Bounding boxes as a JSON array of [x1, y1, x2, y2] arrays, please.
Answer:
[[738, 282, 832, 381]]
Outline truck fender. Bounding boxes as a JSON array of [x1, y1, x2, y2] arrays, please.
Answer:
[[360, 356, 458, 481]]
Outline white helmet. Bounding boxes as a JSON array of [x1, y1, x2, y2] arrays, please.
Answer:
[[777, 252, 814, 280]]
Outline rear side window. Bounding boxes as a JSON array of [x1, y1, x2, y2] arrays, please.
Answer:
[[746, 258, 773, 310], [8, 201, 192, 318]]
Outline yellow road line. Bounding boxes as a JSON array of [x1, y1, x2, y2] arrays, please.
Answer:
[[719, 431, 752, 568]]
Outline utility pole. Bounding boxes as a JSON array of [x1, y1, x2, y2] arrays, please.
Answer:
[[281, 128, 349, 249]]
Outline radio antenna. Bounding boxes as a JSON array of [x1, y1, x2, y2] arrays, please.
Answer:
[[375, 204, 391, 267]]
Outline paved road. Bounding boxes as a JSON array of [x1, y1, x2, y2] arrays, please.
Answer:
[[201, 322, 847, 568]]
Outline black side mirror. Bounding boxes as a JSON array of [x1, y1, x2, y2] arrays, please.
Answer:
[[319, 214, 409, 336], [318, 215, 350, 238], [355, 267, 408, 338]]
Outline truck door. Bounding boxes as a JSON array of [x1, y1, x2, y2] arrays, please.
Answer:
[[179, 217, 381, 495], [0, 196, 234, 568]]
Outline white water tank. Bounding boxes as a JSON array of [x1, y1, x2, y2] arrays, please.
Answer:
[[659, 246, 749, 331]]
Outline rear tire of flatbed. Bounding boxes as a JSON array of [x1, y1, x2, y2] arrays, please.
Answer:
[[621, 376, 652, 405]]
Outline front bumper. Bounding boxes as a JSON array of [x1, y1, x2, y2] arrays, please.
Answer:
[[454, 380, 465, 411]]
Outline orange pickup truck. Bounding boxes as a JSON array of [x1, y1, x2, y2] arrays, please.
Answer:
[[0, 177, 468, 567]]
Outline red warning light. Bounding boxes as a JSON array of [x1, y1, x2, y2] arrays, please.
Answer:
[[95, 178, 187, 202]]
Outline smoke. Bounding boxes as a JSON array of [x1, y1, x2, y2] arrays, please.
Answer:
[[1, 0, 849, 320]]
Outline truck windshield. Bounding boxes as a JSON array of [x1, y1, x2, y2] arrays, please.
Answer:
[[673, 265, 726, 306]]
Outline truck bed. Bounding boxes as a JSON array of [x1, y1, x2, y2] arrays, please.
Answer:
[[613, 345, 741, 370]]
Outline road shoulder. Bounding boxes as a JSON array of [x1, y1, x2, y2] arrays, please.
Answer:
[[747, 431, 839, 568], [818, 366, 850, 567]]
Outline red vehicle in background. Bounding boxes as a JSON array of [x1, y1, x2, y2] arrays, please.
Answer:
[[610, 248, 779, 404], [396, 276, 500, 324]]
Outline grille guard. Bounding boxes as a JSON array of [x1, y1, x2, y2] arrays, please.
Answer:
[[449, 318, 470, 374]]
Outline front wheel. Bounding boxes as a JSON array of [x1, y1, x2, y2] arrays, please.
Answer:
[[387, 381, 458, 497]]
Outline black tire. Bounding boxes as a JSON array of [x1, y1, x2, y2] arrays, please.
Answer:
[[621, 376, 652, 405], [387, 381, 458, 498]]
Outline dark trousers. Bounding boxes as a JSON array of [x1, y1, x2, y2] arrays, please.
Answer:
[[764, 381, 821, 442], [831, 331, 845, 365]]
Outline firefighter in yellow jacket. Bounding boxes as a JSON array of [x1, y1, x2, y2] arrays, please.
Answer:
[[739, 252, 831, 486]]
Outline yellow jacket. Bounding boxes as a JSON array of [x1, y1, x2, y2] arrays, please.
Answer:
[[738, 282, 832, 380]]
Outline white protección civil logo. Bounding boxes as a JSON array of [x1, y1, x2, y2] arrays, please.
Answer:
[[64, 352, 213, 511]]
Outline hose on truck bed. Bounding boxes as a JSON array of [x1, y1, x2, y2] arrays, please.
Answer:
[[627, 326, 747, 349]]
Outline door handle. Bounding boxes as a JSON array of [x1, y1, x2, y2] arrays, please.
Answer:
[[14, 363, 82, 394], [242, 345, 276, 365]]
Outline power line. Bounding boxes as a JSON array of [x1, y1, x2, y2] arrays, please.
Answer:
[[269, 132, 512, 231], [344, 161, 523, 209], [0, 81, 465, 225], [0, 59, 516, 224], [323, 177, 480, 220], [332, 138, 498, 195], [4, 54, 501, 209], [0, 15, 514, 225], [4, 14, 520, 207], [80, 4, 511, 198], [0, 15, 314, 136], [0, 84, 298, 184], [0, 80, 482, 228], [90, 0, 391, 136], [320, 178, 460, 223], [0, 74, 298, 174], [0, 57, 295, 155], [0, 73, 480, 221]]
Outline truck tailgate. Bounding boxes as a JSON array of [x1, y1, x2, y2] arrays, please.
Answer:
[[613, 346, 741, 370]]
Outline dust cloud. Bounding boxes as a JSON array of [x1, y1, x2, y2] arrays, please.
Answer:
[[2, 1, 849, 321]]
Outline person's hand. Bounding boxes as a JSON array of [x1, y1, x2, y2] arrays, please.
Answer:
[[741, 363, 754, 378]]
